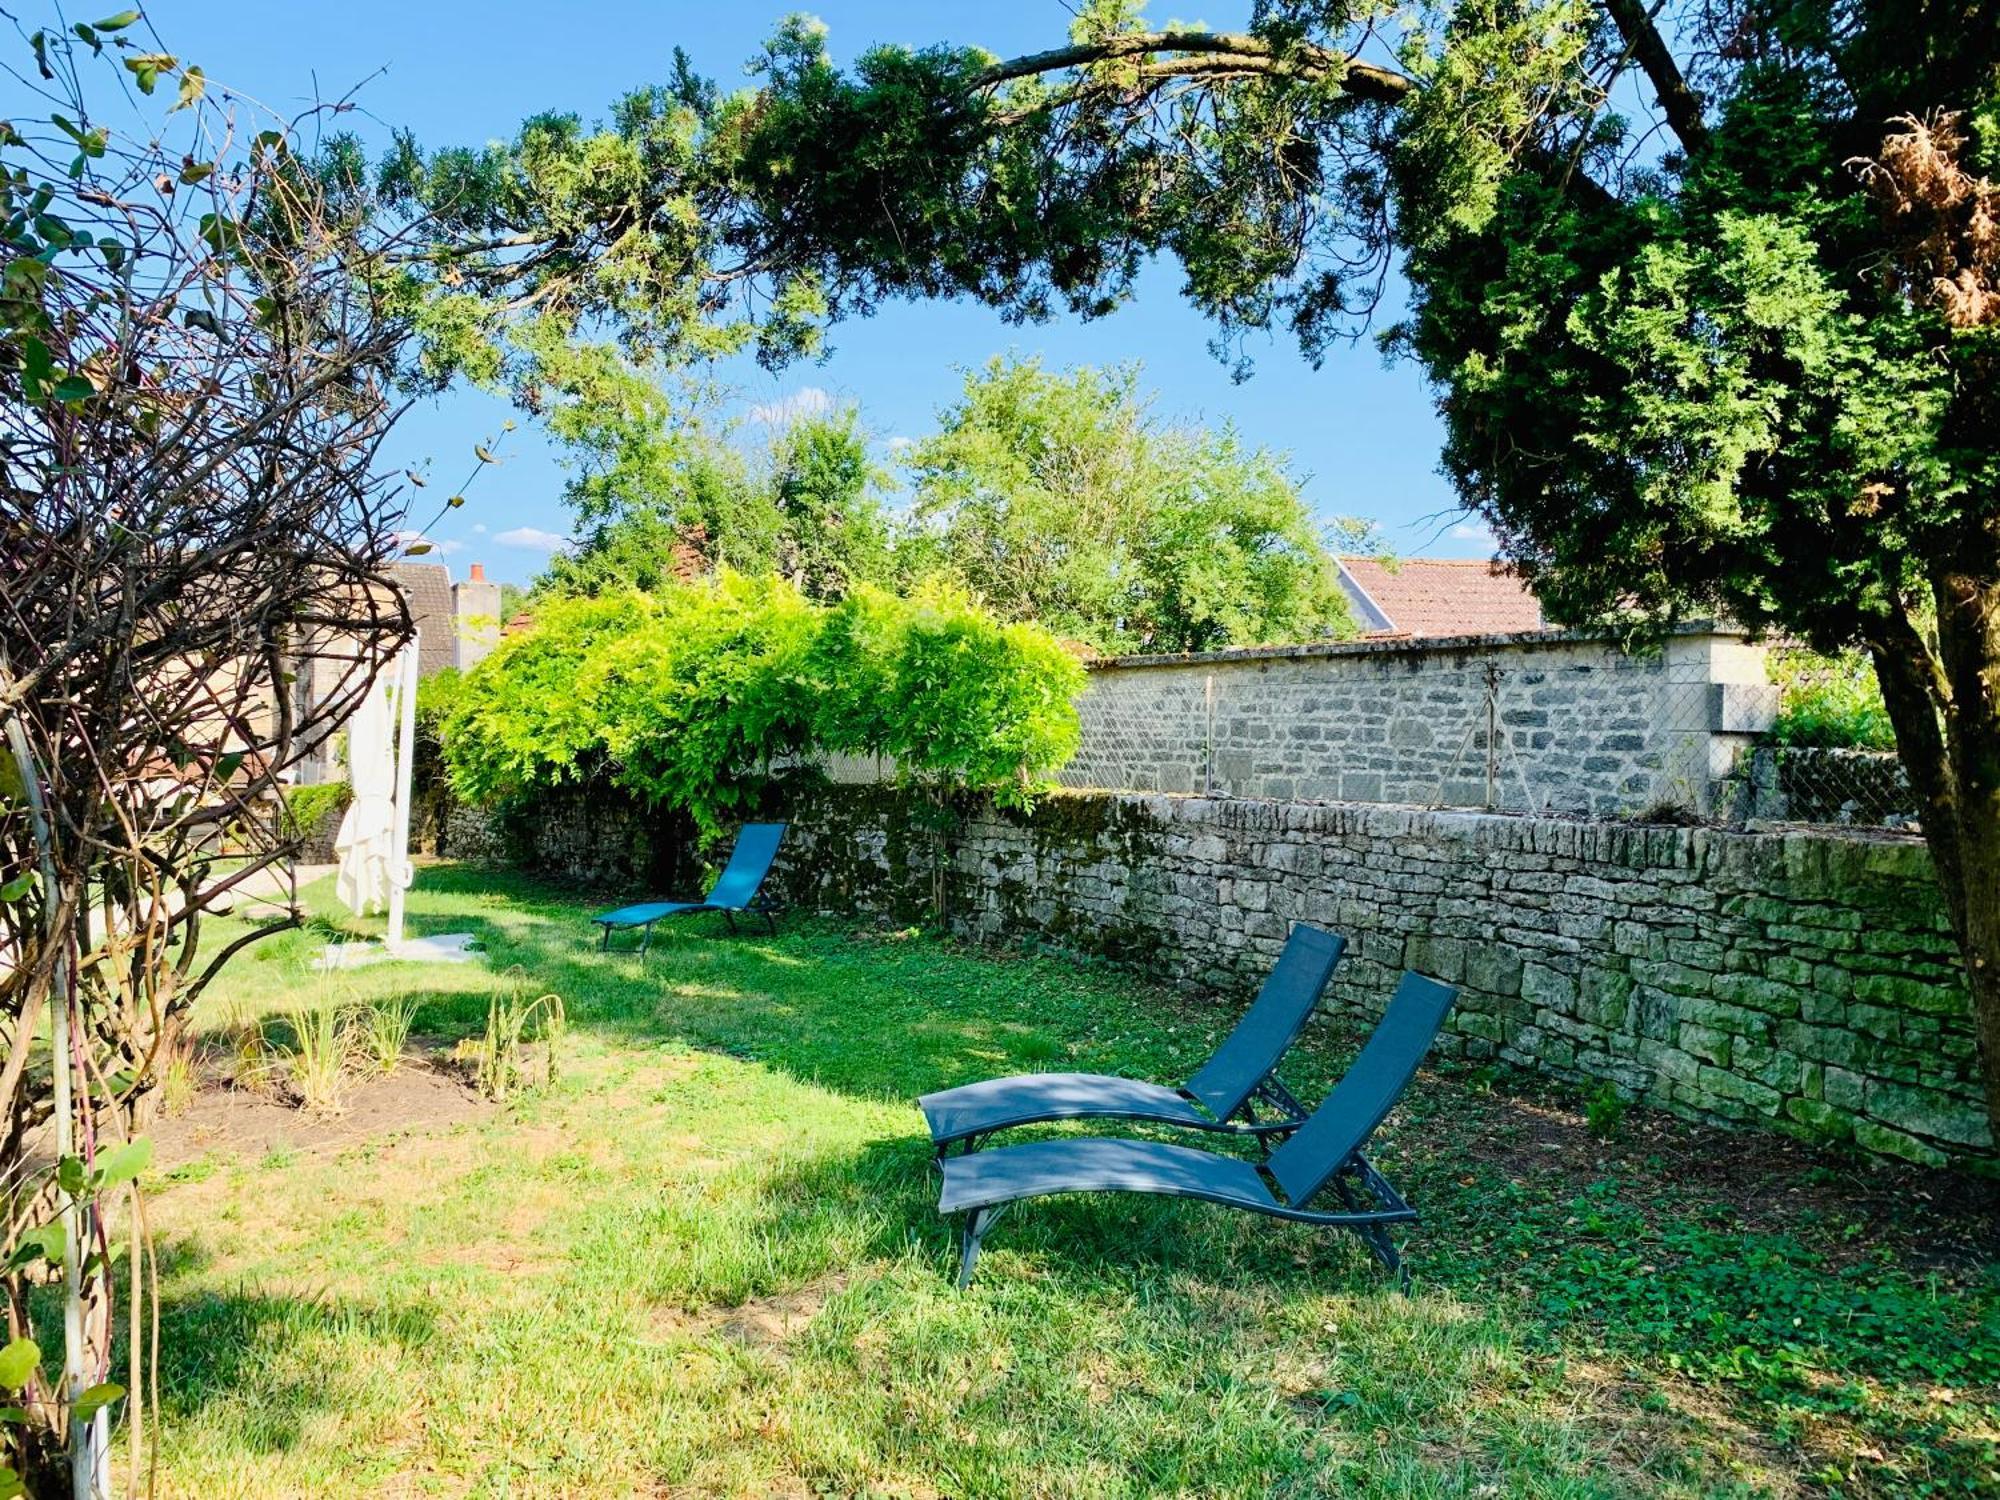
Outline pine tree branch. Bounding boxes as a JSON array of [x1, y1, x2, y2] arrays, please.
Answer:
[[972, 31, 1416, 106], [1598, 0, 1710, 155]]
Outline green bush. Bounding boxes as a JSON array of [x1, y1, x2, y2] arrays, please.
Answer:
[[441, 592, 660, 805], [439, 573, 1086, 833], [1770, 651, 1897, 750], [590, 573, 825, 829], [282, 781, 350, 839]]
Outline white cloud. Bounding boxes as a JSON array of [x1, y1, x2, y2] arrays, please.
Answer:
[[748, 386, 835, 426], [495, 526, 570, 554], [885, 435, 915, 453], [1450, 522, 1497, 545], [471, 522, 489, 535]]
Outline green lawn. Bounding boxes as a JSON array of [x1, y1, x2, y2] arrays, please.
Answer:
[[142, 864, 1997, 1498]]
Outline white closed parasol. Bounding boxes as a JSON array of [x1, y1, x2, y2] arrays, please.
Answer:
[[318, 633, 475, 968], [333, 644, 410, 919]]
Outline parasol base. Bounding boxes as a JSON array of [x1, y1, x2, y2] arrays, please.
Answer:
[[312, 932, 481, 971]]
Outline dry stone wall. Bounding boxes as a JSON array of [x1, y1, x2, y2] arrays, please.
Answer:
[[772, 785, 1990, 1172], [1060, 628, 1777, 816]]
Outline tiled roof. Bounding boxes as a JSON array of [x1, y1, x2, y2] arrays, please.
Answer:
[[1336, 557, 1543, 638], [383, 562, 458, 677]]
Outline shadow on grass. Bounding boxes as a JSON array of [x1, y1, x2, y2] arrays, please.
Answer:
[[123, 1239, 438, 1458], [397, 863, 1219, 1110]]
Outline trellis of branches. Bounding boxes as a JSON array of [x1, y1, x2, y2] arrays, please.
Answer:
[[0, 17, 441, 1494]]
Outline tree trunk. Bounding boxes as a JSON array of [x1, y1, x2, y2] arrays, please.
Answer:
[[1935, 563, 2000, 1142], [1870, 571, 2000, 1145], [1955, 823, 2000, 1144]]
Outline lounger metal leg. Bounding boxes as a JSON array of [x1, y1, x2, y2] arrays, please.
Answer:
[[955, 1205, 1007, 1289], [1330, 1171, 1407, 1288], [600, 924, 611, 952], [723, 910, 738, 935]]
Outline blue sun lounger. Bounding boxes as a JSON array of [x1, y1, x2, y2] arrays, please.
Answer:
[[938, 970, 1458, 1288], [593, 822, 787, 952], [918, 925, 1347, 1158]]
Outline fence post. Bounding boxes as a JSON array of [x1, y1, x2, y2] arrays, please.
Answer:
[[1484, 660, 1501, 810], [1203, 674, 1215, 797]]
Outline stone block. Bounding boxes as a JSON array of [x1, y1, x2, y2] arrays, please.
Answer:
[[1521, 961, 1578, 1012], [1694, 1064, 1783, 1115], [1852, 1119, 1949, 1168], [1822, 1066, 1867, 1111], [1709, 973, 1805, 1016], [1679, 1024, 1731, 1067], [1463, 945, 1525, 998], [1863, 1080, 1994, 1148], [1852, 972, 1968, 1017], [1455, 1010, 1506, 1043], [1783, 1097, 1854, 1141]]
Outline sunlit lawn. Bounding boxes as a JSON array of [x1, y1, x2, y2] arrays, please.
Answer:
[[139, 864, 1998, 1497]]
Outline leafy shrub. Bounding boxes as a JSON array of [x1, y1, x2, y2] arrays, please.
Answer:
[[591, 572, 825, 830], [441, 591, 659, 804], [1584, 1082, 1628, 1138], [439, 573, 1085, 832], [872, 582, 1083, 807], [1770, 651, 1897, 750], [282, 780, 350, 839]]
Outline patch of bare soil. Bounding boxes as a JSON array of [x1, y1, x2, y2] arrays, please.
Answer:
[[652, 1271, 854, 1351], [151, 1051, 490, 1168], [1421, 1071, 2000, 1276]]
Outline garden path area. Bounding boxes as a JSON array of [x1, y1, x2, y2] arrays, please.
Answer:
[[148, 865, 1998, 1498]]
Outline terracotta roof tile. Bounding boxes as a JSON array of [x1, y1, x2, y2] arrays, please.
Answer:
[[1336, 557, 1543, 638]]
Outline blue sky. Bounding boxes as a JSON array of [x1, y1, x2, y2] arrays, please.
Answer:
[[131, 1, 1486, 585]]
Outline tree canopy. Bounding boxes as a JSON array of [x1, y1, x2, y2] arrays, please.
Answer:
[[900, 355, 1356, 653]]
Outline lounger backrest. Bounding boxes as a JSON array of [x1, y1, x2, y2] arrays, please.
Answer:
[[1183, 925, 1347, 1119], [1266, 971, 1457, 1207], [705, 823, 787, 909]]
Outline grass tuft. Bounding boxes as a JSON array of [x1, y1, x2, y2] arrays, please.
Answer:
[[264, 998, 351, 1116], [359, 996, 419, 1077]]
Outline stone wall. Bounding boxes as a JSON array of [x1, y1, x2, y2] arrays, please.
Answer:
[[770, 785, 1991, 1172], [1059, 627, 1777, 817], [444, 783, 700, 889]]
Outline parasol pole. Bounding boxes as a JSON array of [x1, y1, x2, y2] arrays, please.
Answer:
[[385, 634, 419, 950]]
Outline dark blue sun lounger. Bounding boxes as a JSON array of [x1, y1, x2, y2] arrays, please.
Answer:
[[593, 822, 787, 952], [918, 925, 1347, 1157], [939, 970, 1457, 1288]]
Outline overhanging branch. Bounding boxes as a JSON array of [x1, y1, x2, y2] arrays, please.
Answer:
[[972, 30, 1416, 106], [1598, 0, 1710, 155]]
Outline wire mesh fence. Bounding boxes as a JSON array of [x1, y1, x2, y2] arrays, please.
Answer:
[[1737, 648, 1915, 828]]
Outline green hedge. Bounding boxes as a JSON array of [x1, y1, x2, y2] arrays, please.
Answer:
[[440, 574, 1086, 834], [1770, 651, 1896, 751], [282, 780, 351, 840]]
